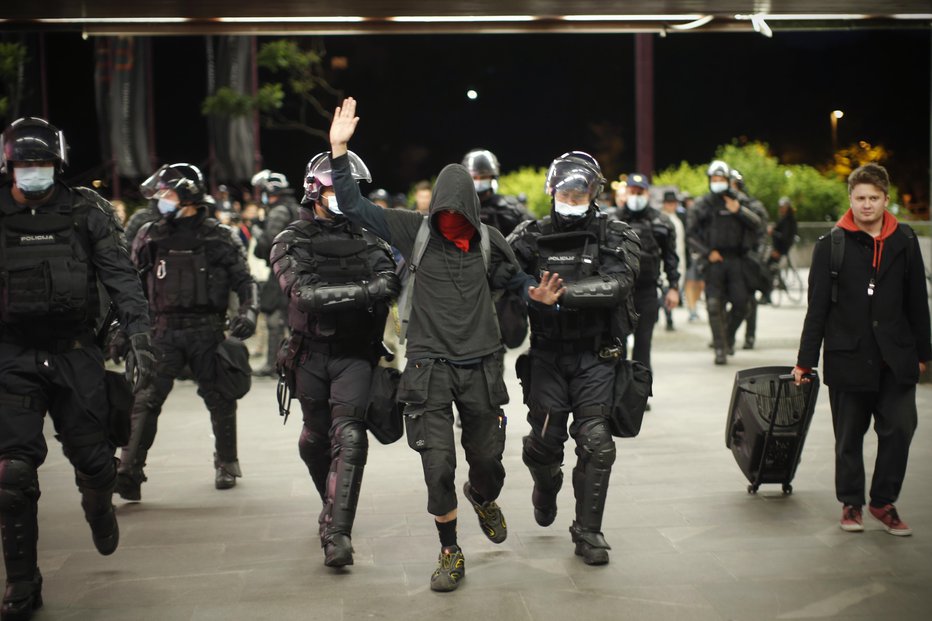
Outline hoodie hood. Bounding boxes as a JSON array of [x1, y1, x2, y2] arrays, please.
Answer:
[[428, 164, 482, 234], [837, 208, 898, 269]]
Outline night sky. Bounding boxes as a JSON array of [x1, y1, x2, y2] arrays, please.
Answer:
[[21, 28, 932, 203]]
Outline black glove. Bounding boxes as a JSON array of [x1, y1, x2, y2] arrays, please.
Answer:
[[229, 308, 257, 339], [128, 332, 157, 393], [107, 329, 130, 364], [366, 273, 402, 302]]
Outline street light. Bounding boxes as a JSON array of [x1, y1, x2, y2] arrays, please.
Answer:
[[830, 109, 844, 152]]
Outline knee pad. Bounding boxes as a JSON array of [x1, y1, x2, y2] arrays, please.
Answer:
[[522, 434, 562, 469], [332, 419, 368, 466], [0, 457, 39, 514], [299, 425, 329, 464], [575, 419, 616, 470]]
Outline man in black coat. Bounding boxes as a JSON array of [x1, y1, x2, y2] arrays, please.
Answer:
[[794, 163, 930, 536]]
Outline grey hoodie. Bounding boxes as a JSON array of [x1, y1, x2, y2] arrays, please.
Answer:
[[331, 155, 521, 361]]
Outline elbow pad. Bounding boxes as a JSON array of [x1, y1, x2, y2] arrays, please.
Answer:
[[561, 276, 626, 309], [366, 272, 402, 302], [297, 283, 369, 313]]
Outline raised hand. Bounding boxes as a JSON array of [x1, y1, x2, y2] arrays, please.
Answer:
[[528, 271, 565, 306], [329, 97, 359, 157]]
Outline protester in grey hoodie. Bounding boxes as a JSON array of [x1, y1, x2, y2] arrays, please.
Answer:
[[328, 97, 562, 592]]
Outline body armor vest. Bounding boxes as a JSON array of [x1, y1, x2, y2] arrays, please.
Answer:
[[623, 211, 663, 287], [528, 221, 608, 343], [289, 220, 387, 343], [0, 197, 97, 327], [145, 219, 231, 315]]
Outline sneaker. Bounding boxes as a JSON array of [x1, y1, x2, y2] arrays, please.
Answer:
[[463, 482, 507, 543], [430, 546, 465, 592], [839, 504, 864, 532], [869, 504, 912, 536], [688, 311, 699, 323]]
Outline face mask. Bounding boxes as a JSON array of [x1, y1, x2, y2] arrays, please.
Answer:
[[554, 201, 589, 218], [626, 195, 648, 211], [13, 166, 55, 197], [157, 197, 179, 215], [324, 195, 342, 215], [260, 192, 269, 206], [710, 181, 729, 194], [474, 179, 493, 193]]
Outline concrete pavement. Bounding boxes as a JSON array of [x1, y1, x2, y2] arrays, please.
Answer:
[[7, 292, 932, 620]]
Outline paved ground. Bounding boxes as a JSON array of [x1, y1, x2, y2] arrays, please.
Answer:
[[7, 288, 932, 620]]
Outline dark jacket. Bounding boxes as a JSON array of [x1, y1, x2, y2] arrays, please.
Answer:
[[331, 154, 522, 362], [796, 222, 931, 390], [617, 204, 679, 290], [686, 192, 762, 259], [772, 212, 798, 255], [255, 194, 300, 313], [479, 192, 532, 238], [0, 179, 150, 341]]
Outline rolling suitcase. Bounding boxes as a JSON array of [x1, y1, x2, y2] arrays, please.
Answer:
[[725, 366, 820, 495]]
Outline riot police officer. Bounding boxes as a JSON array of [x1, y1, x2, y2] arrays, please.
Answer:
[[729, 169, 770, 350], [270, 151, 400, 568], [615, 173, 680, 373], [509, 151, 641, 565], [251, 170, 300, 377], [0, 117, 155, 620], [686, 160, 762, 365], [116, 163, 258, 500], [462, 148, 531, 237]]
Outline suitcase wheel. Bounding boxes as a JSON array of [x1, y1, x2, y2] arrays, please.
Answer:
[[747, 484, 758, 495], [782, 484, 793, 495]]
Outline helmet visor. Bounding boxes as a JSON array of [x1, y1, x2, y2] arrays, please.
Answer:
[[545, 159, 602, 199]]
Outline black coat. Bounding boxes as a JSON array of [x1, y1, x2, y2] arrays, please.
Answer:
[[797, 224, 931, 391]]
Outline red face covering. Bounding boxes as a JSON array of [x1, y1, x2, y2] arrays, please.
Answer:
[[436, 211, 475, 252]]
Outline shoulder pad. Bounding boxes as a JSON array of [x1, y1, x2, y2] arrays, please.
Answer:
[[273, 228, 300, 246], [606, 218, 633, 235], [361, 228, 393, 253], [137, 220, 157, 241], [509, 218, 536, 238]]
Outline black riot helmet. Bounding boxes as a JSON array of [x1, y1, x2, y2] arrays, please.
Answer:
[[368, 188, 391, 206], [462, 149, 501, 179], [302, 150, 371, 205], [0, 116, 69, 173], [544, 151, 606, 202], [140, 163, 207, 204]]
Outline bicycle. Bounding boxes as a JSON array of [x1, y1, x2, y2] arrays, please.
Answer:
[[769, 250, 804, 306]]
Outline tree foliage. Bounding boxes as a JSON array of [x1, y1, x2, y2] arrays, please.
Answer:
[[498, 167, 550, 217], [652, 140, 871, 221], [201, 38, 338, 140], [0, 42, 27, 123]]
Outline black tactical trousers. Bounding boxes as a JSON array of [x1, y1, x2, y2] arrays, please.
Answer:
[[704, 258, 750, 349], [400, 354, 509, 516], [0, 341, 114, 472], [0, 341, 116, 585], [522, 349, 616, 534], [632, 285, 660, 370], [120, 325, 237, 476], [829, 368, 918, 507], [294, 351, 372, 539]]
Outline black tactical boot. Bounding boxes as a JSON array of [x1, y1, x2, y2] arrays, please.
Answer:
[[214, 455, 242, 490], [115, 469, 146, 502], [743, 336, 755, 350], [569, 521, 611, 565], [714, 348, 728, 365], [76, 466, 119, 556], [1, 569, 42, 621]]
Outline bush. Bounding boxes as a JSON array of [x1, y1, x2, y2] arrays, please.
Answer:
[[498, 166, 550, 217]]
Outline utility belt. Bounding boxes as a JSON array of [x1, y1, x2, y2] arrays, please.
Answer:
[[153, 313, 226, 331], [0, 326, 96, 354], [302, 337, 374, 358], [530, 334, 602, 355]]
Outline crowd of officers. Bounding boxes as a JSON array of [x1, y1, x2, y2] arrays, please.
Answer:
[[1, 102, 808, 617]]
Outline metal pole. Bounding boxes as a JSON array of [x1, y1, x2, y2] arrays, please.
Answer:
[[634, 33, 654, 176]]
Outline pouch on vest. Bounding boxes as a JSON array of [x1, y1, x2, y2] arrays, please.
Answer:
[[150, 245, 210, 313], [1, 212, 90, 323], [214, 337, 252, 400], [610, 359, 652, 438], [365, 365, 403, 444]]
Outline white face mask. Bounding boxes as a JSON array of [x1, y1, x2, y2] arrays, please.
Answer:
[[474, 179, 493, 193], [554, 201, 589, 217], [13, 166, 55, 196], [324, 195, 342, 215], [157, 197, 179, 215], [710, 181, 729, 194], [626, 195, 648, 211]]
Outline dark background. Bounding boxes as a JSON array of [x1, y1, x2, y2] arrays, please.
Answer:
[[23, 28, 932, 203]]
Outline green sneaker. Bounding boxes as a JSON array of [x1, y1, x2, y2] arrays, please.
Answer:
[[430, 546, 465, 592], [463, 482, 507, 543]]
